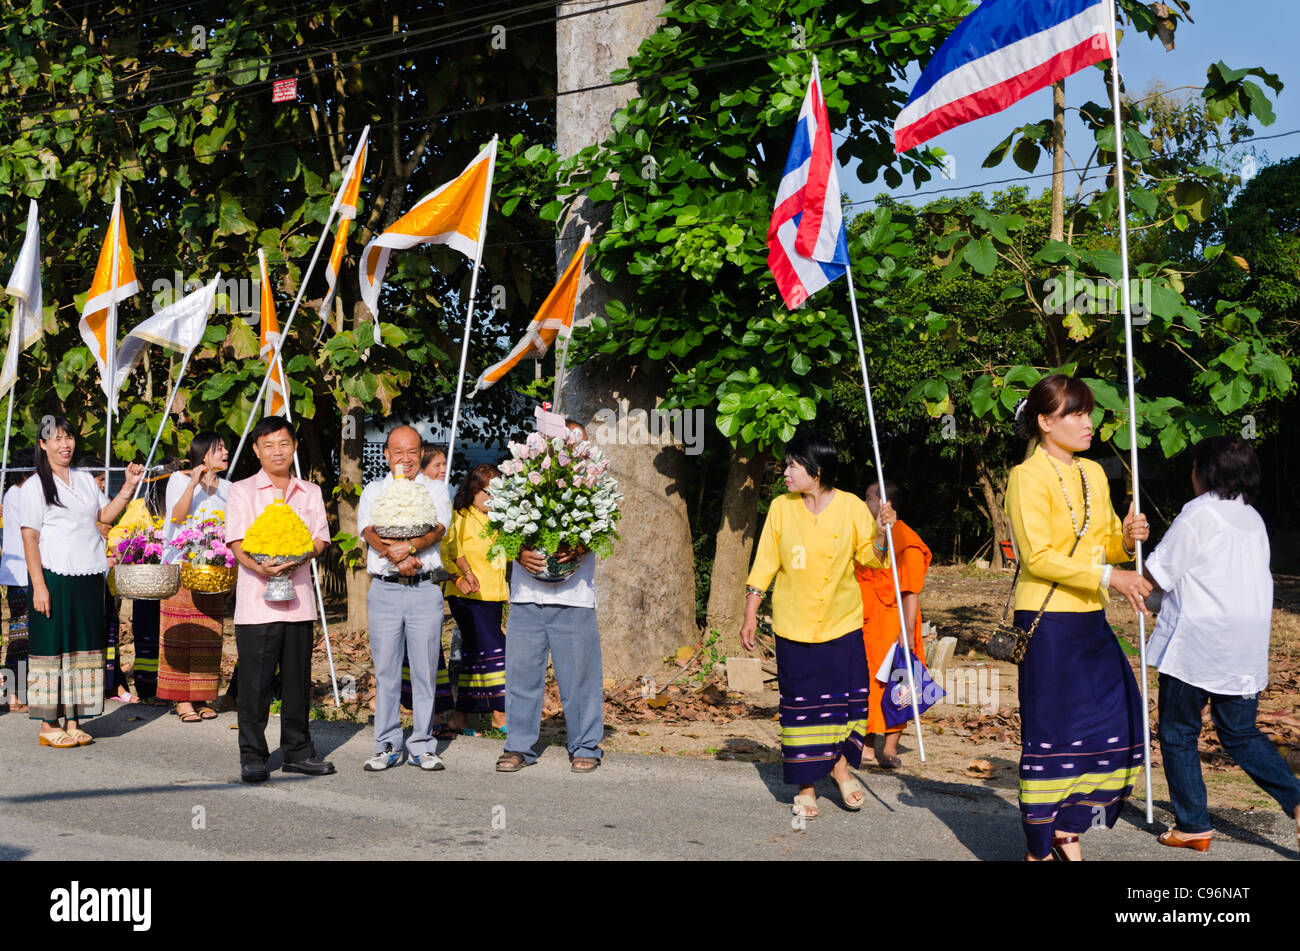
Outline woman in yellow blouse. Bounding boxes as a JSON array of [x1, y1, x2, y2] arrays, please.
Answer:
[[741, 433, 896, 820], [1005, 374, 1150, 861], [441, 464, 508, 733]]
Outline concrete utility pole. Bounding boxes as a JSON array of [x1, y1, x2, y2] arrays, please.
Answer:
[[555, 1, 698, 680]]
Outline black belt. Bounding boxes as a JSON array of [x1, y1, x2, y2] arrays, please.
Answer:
[[370, 572, 434, 586]]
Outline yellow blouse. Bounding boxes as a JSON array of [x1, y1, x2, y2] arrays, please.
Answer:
[[1004, 449, 1133, 613], [745, 490, 889, 644], [440, 506, 507, 602]]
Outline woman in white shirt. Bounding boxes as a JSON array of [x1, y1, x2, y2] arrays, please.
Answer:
[[157, 431, 232, 721], [1145, 436, 1300, 853], [21, 417, 142, 747]]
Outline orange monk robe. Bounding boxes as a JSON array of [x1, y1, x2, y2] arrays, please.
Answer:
[[856, 519, 932, 734]]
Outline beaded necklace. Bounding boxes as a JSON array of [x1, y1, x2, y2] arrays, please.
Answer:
[[1041, 448, 1090, 539]]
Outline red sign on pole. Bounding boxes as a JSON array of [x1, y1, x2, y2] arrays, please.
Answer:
[[272, 78, 297, 103]]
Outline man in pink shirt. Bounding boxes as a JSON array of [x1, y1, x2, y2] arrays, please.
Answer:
[[226, 417, 333, 783]]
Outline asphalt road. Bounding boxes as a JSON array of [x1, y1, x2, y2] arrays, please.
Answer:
[[1, 703, 1295, 861]]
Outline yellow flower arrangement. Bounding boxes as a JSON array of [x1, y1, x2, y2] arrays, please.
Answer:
[[243, 499, 313, 557], [106, 499, 158, 554]]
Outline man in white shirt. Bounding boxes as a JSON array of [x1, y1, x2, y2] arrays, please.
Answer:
[[497, 421, 605, 774], [1145, 436, 1300, 852], [357, 425, 452, 772]]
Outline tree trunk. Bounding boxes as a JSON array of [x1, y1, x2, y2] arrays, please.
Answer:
[[339, 299, 370, 633], [974, 451, 1014, 569], [705, 449, 765, 656], [556, 1, 693, 681], [1050, 80, 1066, 243]]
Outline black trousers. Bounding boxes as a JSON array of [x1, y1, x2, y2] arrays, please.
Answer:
[[235, 621, 316, 766]]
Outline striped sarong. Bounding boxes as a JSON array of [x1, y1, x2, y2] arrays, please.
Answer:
[[3, 585, 29, 685], [448, 597, 505, 712], [1017, 609, 1145, 858], [402, 644, 453, 714], [130, 599, 160, 699], [27, 571, 105, 721], [157, 586, 226, 702], [775, 630, 869, 785]]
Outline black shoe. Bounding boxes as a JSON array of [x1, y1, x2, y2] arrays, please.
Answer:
[[282, 757, 336, 776], [241, 763, 269, 783]]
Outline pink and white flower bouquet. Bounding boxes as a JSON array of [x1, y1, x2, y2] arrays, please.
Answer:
[[485, 428, 622, 579]]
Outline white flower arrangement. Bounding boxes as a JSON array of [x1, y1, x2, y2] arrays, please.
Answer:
[[370, 469, 438, 531], [484, 428, 622, 562]]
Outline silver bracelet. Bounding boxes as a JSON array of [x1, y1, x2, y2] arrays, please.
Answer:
[[1100, 564, 1114, 590]]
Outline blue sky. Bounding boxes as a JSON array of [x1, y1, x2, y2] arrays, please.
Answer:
[[842, 0, 1298, 211]]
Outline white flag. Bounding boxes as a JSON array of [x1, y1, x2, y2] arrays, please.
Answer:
[[112, 274, 219, 402], [1, 199, 44, 397]]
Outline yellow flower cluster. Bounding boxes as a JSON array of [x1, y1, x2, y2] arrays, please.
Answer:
[[243, 500, 313, 557], [106, 500, 158, 552]]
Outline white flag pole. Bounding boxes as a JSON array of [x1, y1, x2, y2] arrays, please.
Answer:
[[1106, 0, 1154, 824], [133, 346, 195, 502], [844, 275, 926, 763], [444, 135, 498, 486], [230, 127, 370, 473], [105, 190, 121, 492], [0, 366, 15, 500]]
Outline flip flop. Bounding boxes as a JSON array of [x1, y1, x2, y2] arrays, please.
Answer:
[[792, 792, 819, 820], [39, 730, 78, 749], [876, 753, 902, 769]]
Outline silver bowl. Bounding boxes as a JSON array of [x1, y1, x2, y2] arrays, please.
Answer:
[[372, 523, 432, 539], [111, 564, 181, 600], [522, 549, 582, 584], [250, 552, 311, 601]]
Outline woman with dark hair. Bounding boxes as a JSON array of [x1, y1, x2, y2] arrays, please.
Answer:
[[1005, 374, 1150, 860], [421, 443, 447, 483], [1143, 437, 1300, 853], [440, 463, 507, 733], [740, 433, 897, 819], [157, 431, 232, 721], [20, 418, 143, 747]]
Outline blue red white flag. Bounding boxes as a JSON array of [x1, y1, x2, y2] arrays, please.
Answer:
[[766, 58, 850, 310], [894, 0, 1113, 153]]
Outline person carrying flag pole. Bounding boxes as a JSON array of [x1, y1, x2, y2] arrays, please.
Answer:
[[745, 57, 915, 820], [893, 0, 1156, 856]]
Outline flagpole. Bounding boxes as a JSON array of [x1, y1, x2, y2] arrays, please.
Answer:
[[444, 136, 497, 486], [1107, 0, 1154, 825], [845, 275, 927, 762], [0, 378, 15, 501], [230, 219, 344, 472], [230, 130, 369, 473], [105, 192, 120, 492], [0, 300, 20, 500], [134, 346, 196, 500]]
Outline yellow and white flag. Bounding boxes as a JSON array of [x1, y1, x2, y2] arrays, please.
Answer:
[[257, 249, 289, 417], [79, 187, 139, 399], [1, 199, 44, 397], [319, 124, 370, 320], [359, 136, 496, 318], [112, 274, 219, 402], [472, 227, 590, 395]]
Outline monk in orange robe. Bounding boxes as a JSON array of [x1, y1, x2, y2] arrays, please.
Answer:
[[856, 479, 931, 768]]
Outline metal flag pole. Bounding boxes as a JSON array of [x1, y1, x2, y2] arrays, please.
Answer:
[[105, 192, 121, 493], [1107, 0, 1154, 824], [0, 301, 20, 500], [444, 135, 498, 486], [844, 275, 927, 762], [133, 345, 196, 500], [229, 129, 369, 472]]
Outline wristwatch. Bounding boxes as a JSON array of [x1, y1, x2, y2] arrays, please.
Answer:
[[408, 542, 416, 558]]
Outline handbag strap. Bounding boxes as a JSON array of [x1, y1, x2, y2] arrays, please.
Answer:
[[1016, 534, 1084, 638]]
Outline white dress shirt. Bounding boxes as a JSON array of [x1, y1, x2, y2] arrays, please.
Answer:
[[19, 469, 110, 576], [0, 483, 29, 587], [1145, 492, 1272, 696], [357, 472, 451, 577], [510, 553, 597, 609]]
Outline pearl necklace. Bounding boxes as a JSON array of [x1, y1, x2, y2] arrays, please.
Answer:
[[1042, 449, 1090, 539]]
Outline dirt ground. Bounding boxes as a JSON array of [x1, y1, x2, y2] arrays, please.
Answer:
[[97, 564, 1300, 815]]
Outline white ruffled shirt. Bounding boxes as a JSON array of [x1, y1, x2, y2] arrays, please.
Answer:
[[19, 469, 110, 576], [1145, 492, 1272, 696]]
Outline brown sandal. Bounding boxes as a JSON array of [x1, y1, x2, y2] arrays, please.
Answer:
[[496, 751, 530, 772], [196, 705, 218, 720], [1051, 833, 1081, 861], [571, 756, 600, 773]]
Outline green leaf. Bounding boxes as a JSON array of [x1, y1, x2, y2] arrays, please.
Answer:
[[962, 236, 997, 275]]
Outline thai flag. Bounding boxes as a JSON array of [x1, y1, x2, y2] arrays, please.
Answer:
[[894, 0, 1113, 153], [767, 60, 850, 310]]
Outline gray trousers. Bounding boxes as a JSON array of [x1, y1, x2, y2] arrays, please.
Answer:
[[368, 577, 443, 755], [504, 602, 603, 763]]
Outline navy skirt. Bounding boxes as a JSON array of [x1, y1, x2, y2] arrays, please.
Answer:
[[1017, 609, 1145, 858], [775, 630, 869, 785]]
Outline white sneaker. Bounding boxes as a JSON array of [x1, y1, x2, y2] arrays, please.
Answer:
[[409, 751, 445, 771], [363, 744, 407, 771]]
